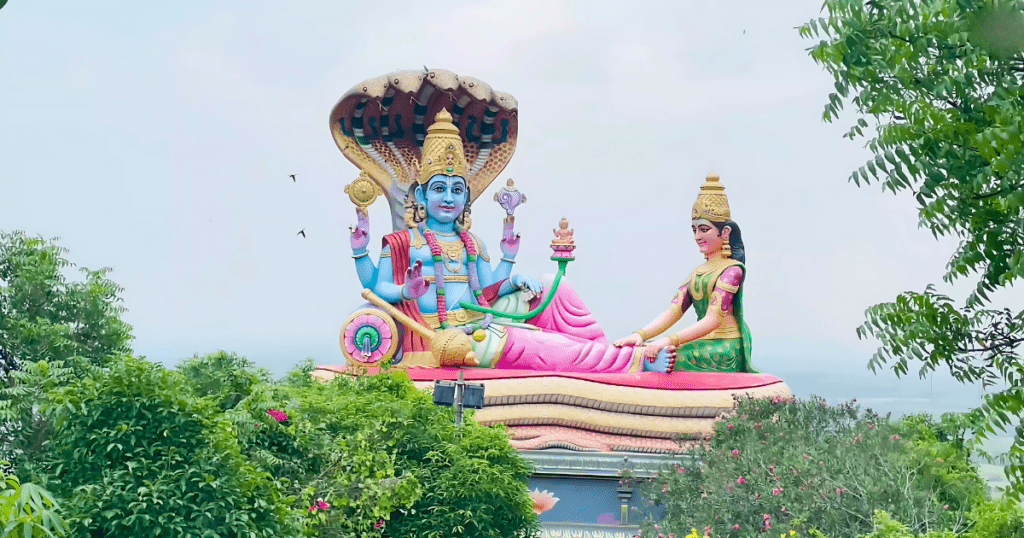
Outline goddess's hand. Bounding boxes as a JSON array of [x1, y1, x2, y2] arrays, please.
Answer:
[[499, 216, 521, 258], [350, 208, 370, 252], [510, 274, 542, 293], [402, 260, 429, 301], [613, 333, 643, 347], [643, 337, 676, 361]]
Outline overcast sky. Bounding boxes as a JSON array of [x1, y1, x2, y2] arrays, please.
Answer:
[[2, 0, 1021, 418]]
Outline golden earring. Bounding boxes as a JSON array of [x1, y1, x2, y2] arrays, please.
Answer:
[[722, 241, 731, 258]]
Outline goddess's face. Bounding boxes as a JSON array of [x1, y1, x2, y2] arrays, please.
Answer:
[[418, 175, 468, 223], [691, 219, 729, 255]]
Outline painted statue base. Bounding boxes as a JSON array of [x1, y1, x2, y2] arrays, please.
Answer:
[[312, 366, 792, 453]]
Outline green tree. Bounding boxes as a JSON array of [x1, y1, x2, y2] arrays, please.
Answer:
[[636, 397, 987, 538], [1, 466, 68, 538], [42, 357, 300, 538], [178, 355, 540, 538], [0, 231, 133, 470], [800, 0, 1024, 495]]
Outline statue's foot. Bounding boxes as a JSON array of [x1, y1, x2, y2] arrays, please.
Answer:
[[642, 347, 673, 373]]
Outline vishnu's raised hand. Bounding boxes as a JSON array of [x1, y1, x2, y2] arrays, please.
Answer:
[[402, 260, 430, 301], [349, 208, 370, 253], [499, 215, 521, 259]]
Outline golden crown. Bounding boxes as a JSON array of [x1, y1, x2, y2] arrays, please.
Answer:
[[418, 109, 469, 183], [691, 172, 731, 223]]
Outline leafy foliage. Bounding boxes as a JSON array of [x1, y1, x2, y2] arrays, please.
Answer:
[[42, 357, 300, 538], [177, 350, 272, 411], [178, 355, 540, 538], [635, 396, 988, 538], [800, 0, 1024, 495], [0, 231, 133, 469], [1, 467, 68, 538]]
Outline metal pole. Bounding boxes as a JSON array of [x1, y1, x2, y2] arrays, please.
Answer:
[[455, 370, 465, 426]]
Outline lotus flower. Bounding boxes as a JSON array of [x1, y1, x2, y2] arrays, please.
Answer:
[[529, 488, 559, 514]]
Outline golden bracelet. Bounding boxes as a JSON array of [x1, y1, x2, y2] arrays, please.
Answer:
[[634, 329, 649, 341], [668, 333, 681, 347]]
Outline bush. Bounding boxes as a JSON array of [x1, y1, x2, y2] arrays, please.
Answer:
[[1, 467, 68, 537], [0, 231, 133, 470], [42, 357, 300, 538], [636, 396, 988, 538], [178, 355, 540, 538]]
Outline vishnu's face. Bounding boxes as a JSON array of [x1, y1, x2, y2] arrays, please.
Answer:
[[418, 174, 468, 224], [691, 219, 729, 255]]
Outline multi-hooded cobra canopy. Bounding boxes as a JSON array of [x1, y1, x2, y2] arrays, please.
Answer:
[[330, 69, 519, 231]]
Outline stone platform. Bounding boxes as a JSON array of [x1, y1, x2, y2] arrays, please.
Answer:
[[312, 366, 792, 453]]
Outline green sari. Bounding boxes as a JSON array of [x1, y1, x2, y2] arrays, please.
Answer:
[[672, 259, 756, 373]]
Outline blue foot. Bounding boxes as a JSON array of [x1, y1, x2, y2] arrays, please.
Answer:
[[643, 348, 672, 373]]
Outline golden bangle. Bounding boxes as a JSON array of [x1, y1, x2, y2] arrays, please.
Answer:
[[668, 333, 681, 347], [634, 329, 648, 341]]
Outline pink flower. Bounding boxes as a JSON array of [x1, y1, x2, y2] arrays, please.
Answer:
[[836, 488, 842, 496], [732, 449, 740, 455], [892, 435, 900, 440], [529, 488, 560, 514], [662, 485, 669, 493], [316, 499, 330, 510], [754, 422, 762, 429], [705, 524, 712, 536], [943, 505, 949, 510], [267, 409, 288, 422], [374, 519, 385, 528], [727, 424, 735, 429], [737, 476, 746, 484], [728, 485, 735, 492], [733, 525, 740, 530], [772, 488, 781, 495], [678, 466, 686, 473]]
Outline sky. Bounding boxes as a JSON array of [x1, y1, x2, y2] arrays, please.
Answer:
[[2, 0, 1022, 420]]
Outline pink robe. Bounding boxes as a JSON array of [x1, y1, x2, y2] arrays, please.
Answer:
[[383, 231, 641, 373]]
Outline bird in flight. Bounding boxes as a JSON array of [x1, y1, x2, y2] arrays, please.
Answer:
[[297, 229, 306, 238], [289, 174, 297, 182]]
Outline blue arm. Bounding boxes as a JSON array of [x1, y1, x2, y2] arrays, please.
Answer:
[[371, 246, 405, 303], [353, 249, 378, 289]]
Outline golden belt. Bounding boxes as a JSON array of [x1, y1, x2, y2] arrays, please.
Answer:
[[699, 315, 741, 340], [420, 308, 485, 330], [423, 275, 470, 284]]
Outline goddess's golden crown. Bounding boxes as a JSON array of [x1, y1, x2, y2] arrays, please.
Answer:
[[418, 109, 469, 183], [691, 172, 731, 223]]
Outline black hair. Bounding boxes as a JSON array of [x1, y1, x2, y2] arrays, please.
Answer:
[[712, 220, 745, 264]]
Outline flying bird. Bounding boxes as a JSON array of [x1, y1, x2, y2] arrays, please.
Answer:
[[289, 174, 297, 182], [297, 229, 306, 238]]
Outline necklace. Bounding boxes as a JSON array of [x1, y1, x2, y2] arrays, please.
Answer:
[[420, 225, 491, 328], [435, 236, 466, 273]]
